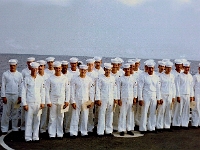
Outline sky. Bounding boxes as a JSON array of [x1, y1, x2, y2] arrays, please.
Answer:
[[0, 0, 200, 60]]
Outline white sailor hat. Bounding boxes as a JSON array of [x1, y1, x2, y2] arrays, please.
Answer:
[[174, 59, 182, 65], [104, 63, 112, 69], [70, 57, 78, 63], [8, 59, 18, 65], [37, 60, 46, 65], [86, 59, 95, 64], [30, 62, 40, 68], [53, 61, 62, 67], [78, 61, 83, 65], [134, 58, 141, 63], [127, 59, 135, 65], [144, 59, 155, 66], [27, 57, 35, 62], [123, 63, 130, 69], [158, 61, 166, 66], [79, 64, 88, 70], [146, 61, 156, 67], [111, 59, 120, 64], [94, 56, 102, 62], [165, 61, 173, 67], [162, 59, 170, 62], [61, 61, 68, 65], [115, 57, 124, 63], [46, 57, 55, 62], [181, 58, 187, 63], [183, 61, 190, 67]]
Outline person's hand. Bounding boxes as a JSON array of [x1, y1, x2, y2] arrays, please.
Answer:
[[64, 102, 69, 109], [172, 98, 175, 103], [23, 105, 28, 111], [47, 103, 52, 107], [114, 100, 118, 104], [96, 100, 102, 106], [177, 97, 181, 103], [2, 97, 7, 104], [118, 100, 122, 106], [133, 98, 137, 105], [72, 103, 76, 109], [40, 104, 44, 109], [190, 97, 194, 102], [87, 102, 94, 108], [139, 100, 144, 106], [157, 100, 160, 105], [160, 99, 163, 105], [17, 97, 21, 104]]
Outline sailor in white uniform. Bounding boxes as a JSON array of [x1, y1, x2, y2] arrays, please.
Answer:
[[1, 59, 23, 134], [69, 65, 95, 137], [95, 63, 117, 136], [45, 57, 55, 76], [191, 63, 200, 127], [46, 61, 70, 139], [117, 63, 137, 136], [68, 57, 80, 76], [172, 61, 194, 129], [21, 62, 45, 142], [138, 61, 161, 133]]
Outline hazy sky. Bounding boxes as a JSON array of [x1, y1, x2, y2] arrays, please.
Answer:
[[0, 0, 200, 60]]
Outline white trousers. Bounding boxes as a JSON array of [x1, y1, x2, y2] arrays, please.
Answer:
[[156, 94, 172, 129], [118, 99, 134, 132], [25, 102, 41, 141], [1, 94, 19, 132], [40, 105, 49, 133], [64, 105, 72, 133], [172, 95, 190, 127], [191, 94, 200, 126], [139, 92, 157, 131], [48, 104, 64, 137], [97, 100, 113, 135], [70, 101, 89, 136]]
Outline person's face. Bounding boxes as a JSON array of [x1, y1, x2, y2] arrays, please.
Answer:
[[183, 66, 190, 74], [158, 65, 165, 73], [27, 61, 33, 69], [47, 61, 54, 68], [79, 69, 87, 76], [112, 63, 118, 68], [144, 65, 148, 72], [165, 67, 172, 74], [70, 63, 77, 68], [38, 65, 45, 72], [104, 68, 111, 76], [31, 67, 38, 75], [95, 61, 101, 67], [10, 64, 17, 72], [135, 62, 140, 69], [123, 68, 130, 76], [148, 67, 154, 75], [54, 66, 62, 74], [87, 63, 94, 70], [62, 64, 68, 71], [175, 64, 182, 70]]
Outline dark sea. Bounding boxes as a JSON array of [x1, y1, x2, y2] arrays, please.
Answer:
[[0, 53, 199, 119]]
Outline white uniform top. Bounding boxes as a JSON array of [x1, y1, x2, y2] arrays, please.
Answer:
[[21, 67, 31, 79], [118, 69, 124, 77], [117, 75, 137, 100], [134, 69, 143, 82], [45, 74, 70, 104], [45, 69, 55, 76], [159, 73, 176, 98], [87, 71, 99, 82], [175, 72, 194, 97], [138, 72, 161, 100], [1, 70, 23, 97], [95, 74, 117, 101], [62, 71, 73, 82], [38, 73, 50, 83], [193, 73, 200, 95], [68, 69, 79, 77], [94, 67, 104, 75], [21, 74, 45, 106], [171, 69, 182, 78], [70, 75, 95, 104]]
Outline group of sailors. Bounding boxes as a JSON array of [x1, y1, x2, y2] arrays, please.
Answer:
[[1, 56, 200, 142]]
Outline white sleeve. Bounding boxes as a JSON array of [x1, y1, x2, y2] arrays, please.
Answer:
[[1, 73, 6, 97]]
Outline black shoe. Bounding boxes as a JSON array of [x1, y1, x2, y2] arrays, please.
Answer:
[[165, 128, 173, 132], [25, 140, 32, 143], [82, 135, 89, 138], [49, 137, 55, 140], [173, 126, 180, 130], [134, 125, 139, 131], [70, 135, 76, 139], [64, 132, 70, 138], [33, 140, 40, 143], [157, 129, 163, 133], [120, 132, 125, 136], [140, 131, 146, 134], [57, 137, 63, 140], [1, 132, 7, 135], [88, 132, 94, 136], [182, 127, 189, 130], [127, 131, 134, 136], [97, 134, 104, 138], [113, 130, 118, 132], [105, 133, 114, 137]]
